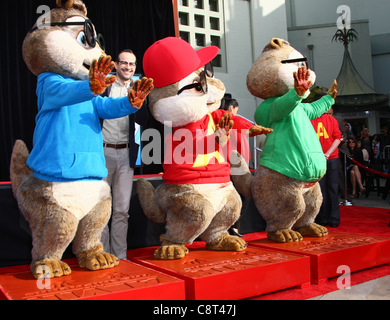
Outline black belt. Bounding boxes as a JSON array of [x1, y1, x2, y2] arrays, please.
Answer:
[[103, 143, 129, 149]]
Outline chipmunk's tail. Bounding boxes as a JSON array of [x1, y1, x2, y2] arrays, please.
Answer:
[[230, 150, 253, 199], [137, 178, 166, 223], [10, 140, 33, 198]]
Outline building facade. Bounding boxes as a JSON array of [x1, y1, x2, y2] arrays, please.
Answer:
[[175, 0, 390, 164]]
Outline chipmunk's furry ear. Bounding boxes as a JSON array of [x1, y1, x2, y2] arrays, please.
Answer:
[[56, 0, 73, 10], [56, 0, 87, 15]]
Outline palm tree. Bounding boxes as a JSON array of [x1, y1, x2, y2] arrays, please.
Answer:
[[332, 20, 358, 47]]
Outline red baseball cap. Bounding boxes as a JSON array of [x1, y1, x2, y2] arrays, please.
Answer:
[[143, 37, 219, 88]]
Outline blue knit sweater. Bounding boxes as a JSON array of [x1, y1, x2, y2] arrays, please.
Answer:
[[27, 72, 138, 182]]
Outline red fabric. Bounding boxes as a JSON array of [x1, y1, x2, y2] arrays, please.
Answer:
[[163, 110, 253, 184], [143, 37, 219, 88], [163, 112, 231, 184], [311, 114, 342, 159], [212, 110, 253, 163]]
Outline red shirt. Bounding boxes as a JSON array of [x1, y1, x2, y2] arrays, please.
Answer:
[[311, 114, 342, 159], [227, 113, 253, 164], [163, 110, 252, 184]]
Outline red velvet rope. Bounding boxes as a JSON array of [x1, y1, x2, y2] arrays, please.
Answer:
[[350, 158, 390, 178]]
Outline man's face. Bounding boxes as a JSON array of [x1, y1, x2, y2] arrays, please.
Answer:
[[115, 52, 136, 82]]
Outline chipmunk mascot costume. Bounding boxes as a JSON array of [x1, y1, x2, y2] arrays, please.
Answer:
[[137, 37, 272, 259], [10, 0, 154, 279], [233, 38, 338, 243]]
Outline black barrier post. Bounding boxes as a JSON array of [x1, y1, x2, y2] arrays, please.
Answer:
[[340, 152, 353, 206]]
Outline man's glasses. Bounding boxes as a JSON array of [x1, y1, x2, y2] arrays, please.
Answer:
[[30, 19, 105, 51], [177, 62, 214, 95], [118, 61, 137, 67]]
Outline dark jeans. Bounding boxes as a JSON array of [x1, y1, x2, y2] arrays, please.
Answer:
[[316, 158, 340, 225]]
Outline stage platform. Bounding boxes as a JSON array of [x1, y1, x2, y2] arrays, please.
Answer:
[[0, 259, 185, 300], [1, 179, 390, 300], [2, 232, 389, 300], [249, 232, 390, 285], [132, 246, 311, 300]]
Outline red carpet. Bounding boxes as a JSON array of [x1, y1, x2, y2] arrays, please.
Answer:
[[248, 206, 390, 300], [331, 206, 390, 237]]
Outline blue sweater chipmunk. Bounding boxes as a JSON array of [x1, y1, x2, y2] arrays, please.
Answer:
[[28, 72, 137, 182], [10, 0, 153, 279]]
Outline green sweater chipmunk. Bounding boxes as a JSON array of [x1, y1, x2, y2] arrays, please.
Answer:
[[233, 38, 337, 243]]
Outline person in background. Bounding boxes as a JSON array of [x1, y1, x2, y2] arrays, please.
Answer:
[[379, 126, 390, 154], [219, 97, 254, 164], [311, 106, 342, 227], [220, 97, 239, 116], [333, 113, 347, 200], [344, 122, 354, 140], [101, 49, 149, 260], [346, 136, 366, 199], [372, 134, 381, 160], [357, 140, 370, 165], [360, 128, 372, 155], [220, 97, 253, 236]]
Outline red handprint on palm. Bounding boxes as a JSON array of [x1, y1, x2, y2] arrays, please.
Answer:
[[293, 66, 313, 97]]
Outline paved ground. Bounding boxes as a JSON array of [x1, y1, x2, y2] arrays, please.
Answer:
[[309, 275, 390, 300]]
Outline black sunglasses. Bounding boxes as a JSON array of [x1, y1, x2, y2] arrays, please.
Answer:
[[177, 62, 214, 95], [281, 57, 308, 64], [30, 19, 105, 51], [281, 57, 308, 69]]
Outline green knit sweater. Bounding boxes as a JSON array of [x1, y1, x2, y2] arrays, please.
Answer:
[[254, 89, 335, 182]]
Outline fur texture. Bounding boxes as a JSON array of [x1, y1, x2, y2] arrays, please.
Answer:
[[137, 62, 249, 259], [23, 1, 101, 80], [11, 0, 120, 279], [235, 38, 329, 243], [247, 38, 316, 100]]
